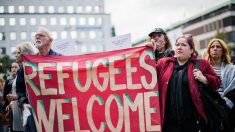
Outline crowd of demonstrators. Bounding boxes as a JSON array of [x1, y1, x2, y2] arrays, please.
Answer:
[[204, 38, 235, 132], [15, 27, 61, 132], [3, 62, 19, 131], [154, 34, 221, 132], [0, 76, 8, 132], [146, 27, 174, 62]]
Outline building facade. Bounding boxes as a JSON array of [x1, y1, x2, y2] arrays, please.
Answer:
[[0, 0, 112, 57], [167, 0, 235, 62]]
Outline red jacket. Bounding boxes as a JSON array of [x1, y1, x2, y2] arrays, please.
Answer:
[[156, 56, 221, 126]]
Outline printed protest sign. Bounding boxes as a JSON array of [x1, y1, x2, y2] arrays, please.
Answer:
[[23, 46, 161, 132]]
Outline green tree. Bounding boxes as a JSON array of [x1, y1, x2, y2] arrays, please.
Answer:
[[0, 55, 14, 74]]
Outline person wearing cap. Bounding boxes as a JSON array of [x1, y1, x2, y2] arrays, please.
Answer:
[[156, 34, 220, 131], [147, 28, 174, 63]]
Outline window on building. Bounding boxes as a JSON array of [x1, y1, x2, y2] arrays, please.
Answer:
[[89, 31, 96, 39], [20, 32, 27, 40], [0, 32, 6, 40], [0, 6, 4, 13], [19, 6, 25, 13], [39, 6, 45, 13], [61, 31, 67, 39], [80, 31, 86, 39], [10, 32, 16, 40], [58, 6, 64, 13], [76, 6, 83, 13], [8, 6, 14, 13], [97, 17, 103, 25], [11, 47, 16, 54], [0, 47, 6, 55], [20, 18, 26, 26], [30, 18, 36, 26], [70, 31, 77, 39], [50, 17, 57, 25], [60, 17, 67, 25], [79, 17, 86, 25], [94, 6, 100, 13], [48, 6, 55, 13], [67, 6, 74, 13], [0, 18, 5, 26], [70, 17, 76, 25], [9, 18, 16, 26], [88, 17, 95, 25], [81, 45, 87, 53], [40, 18, 47, 25], [28, 6, 35, 13], [85, 6, 92, 12], [51, 31, 57, 40]]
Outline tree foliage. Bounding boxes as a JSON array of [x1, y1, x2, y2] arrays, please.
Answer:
[[0, 55, 15, 74]]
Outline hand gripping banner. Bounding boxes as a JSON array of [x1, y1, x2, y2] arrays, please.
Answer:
[[23, 46, 161, 132]]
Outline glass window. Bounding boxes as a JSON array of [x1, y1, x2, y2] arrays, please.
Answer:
[[38, 6, 45, 13], [10, 32, 16, 40], [79, 17, 86, 26], [80, 31, 86, 39], [60, 17, 67, 25], [0, 6, 4, 13], [30, 18, 36, 25], [76, 6, 83, 13], [67, 6, 74, 13], [8, 6, 14, 13], [51, 31, 57, 40], [20, 18, 26, 26], [70, 17, 76, 25], [89, 31, 96, 39], [58, 6, 64, 13], [70, 31, 77, 39], [50, 17, 57, 25], [0, 18, 5, 26], [11, 47, 16, 54], [18, 6, 25, 13], [40, 18, 47, 25], [28, 6, 35, 13], [97, 17, 103, 25], [81, 45, 87, 53], [85, 6, 92, 12], [48, 6, 55, 13], [88, 17, 95, 25], [0, 32, 5, 40], [9, 18, 16, 26], [94, 6, 100, 13], [61, 31, 67, 39], [31, 32, 35, 40], [20, 32, 27, 40]]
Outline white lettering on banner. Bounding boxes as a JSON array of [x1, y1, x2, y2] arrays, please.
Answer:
[[33, 92, 160, 131]]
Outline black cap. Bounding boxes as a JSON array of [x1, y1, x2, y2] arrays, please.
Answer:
[[148, 28, 166, 37]]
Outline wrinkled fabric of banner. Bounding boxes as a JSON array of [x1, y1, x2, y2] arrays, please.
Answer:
[[23, 46, 161, 132]]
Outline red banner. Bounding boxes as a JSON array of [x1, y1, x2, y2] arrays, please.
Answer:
[[23, 46, 161, 132]]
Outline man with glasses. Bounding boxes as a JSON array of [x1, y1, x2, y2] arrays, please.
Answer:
[[146, 27, 174, 62], [16, 27, 61, 132]]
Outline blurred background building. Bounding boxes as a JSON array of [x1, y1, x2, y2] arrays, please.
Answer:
[[0, 0, 112, 57], [134, 0, 235, 63]]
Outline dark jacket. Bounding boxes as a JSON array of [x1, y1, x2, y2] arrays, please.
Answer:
[[16, 49, 61, 107], [156, 56, 221, 125], [3, 75, 16, 107]]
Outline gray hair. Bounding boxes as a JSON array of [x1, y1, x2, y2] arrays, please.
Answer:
[[16, 42, 35, 55], [37, 27, 52, 39]]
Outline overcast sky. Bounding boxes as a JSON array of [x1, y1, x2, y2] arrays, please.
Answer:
[[105, 0, 227, 43]]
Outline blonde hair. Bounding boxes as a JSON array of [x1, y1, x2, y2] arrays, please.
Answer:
[[204, 38, 231, 64], [16, 42, 35, 55]]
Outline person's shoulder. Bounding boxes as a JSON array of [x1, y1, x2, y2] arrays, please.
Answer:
[[49, 49, 62, 56], [158, 57, 175, 63]]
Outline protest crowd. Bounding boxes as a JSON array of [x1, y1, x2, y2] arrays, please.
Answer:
[[0, 26, 235, 132]]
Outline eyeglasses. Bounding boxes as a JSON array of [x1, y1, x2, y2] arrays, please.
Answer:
[[33, 34, 49, 39], [210, 45, 222, 49], [11, 66, 18, 68]]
